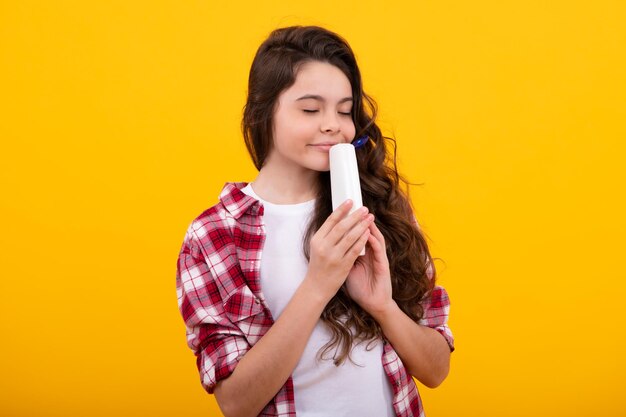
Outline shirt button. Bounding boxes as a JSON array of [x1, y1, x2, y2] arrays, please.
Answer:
[[254, 297, 261, 304]]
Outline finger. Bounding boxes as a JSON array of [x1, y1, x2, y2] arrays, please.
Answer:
[[326, 205, 369, 246], [367, 223, 389, 266], [367, 230, 383, 255], [369, 221, 386, 249], [337, 213, 374, 254], [365, 233, 390, 287], [346, 227, 371, 258], [317, 199, 354, 238]]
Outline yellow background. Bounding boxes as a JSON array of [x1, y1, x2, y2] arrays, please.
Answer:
[[2, 1, 625, 416]]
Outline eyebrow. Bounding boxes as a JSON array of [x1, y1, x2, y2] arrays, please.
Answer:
[[295, 94, 353, 104]]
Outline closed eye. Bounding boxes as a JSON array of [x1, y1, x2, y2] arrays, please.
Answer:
[[303, 110, 352, 116]]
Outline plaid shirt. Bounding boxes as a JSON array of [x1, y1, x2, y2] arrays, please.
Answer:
[[176, 182, 455, 417]]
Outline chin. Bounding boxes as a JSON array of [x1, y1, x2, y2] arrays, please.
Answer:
[[303, 156, 330, 172], [305, 166, 330, 173], [309, 162, 330, 172]]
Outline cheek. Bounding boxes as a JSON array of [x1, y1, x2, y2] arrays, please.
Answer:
[[273, 113, 300, 141], [272, 121, 310, 153], [276, 111, 311, 136], [345, 120, 356, 138]]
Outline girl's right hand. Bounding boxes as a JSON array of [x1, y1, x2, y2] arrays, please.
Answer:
[[305, 199, 375, 302]]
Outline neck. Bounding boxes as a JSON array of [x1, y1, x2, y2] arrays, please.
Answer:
[[250, 159, 319, 205]]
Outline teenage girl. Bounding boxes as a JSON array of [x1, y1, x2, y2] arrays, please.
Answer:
[[176, 25, 455, 417]]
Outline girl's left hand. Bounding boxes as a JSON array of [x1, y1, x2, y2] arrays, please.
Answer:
[[345, 220, 395, 317]]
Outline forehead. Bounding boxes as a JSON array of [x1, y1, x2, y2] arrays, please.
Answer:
[[282, 61, 353, 102]]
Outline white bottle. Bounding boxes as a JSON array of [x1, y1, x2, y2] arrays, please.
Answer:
[[329, 143, 366, 256]]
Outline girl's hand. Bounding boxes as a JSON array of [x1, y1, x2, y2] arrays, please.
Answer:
[[345, 220, 395, 317], [305, 200, 375, 303]]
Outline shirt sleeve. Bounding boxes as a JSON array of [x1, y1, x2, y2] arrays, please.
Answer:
[[176, 226, 251, 394], [419, 285, 455, 352]]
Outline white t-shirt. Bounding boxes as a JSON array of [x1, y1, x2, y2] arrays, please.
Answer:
[[241, 183, 394, 417]]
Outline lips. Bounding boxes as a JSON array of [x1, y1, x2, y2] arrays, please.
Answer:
[[309, 141, 339, 152], [309, 143, 336, 152]]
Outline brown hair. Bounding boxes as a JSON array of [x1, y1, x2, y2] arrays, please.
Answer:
[[242, 25, 438, 365]]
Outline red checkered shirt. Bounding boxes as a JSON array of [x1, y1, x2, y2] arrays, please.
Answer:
[[176, 182, 455, 417]]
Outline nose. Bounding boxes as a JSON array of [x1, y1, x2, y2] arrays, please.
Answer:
[[320, 111, 341, 134]]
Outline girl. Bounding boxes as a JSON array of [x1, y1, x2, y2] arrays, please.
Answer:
[[176, 25, 454, 417]]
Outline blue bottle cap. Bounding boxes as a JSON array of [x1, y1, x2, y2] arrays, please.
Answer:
[[352, 135, 369, 148]]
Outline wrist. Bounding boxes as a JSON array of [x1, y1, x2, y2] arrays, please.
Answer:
[[369, 299, 401, 323], [300, 274, 333, 309]]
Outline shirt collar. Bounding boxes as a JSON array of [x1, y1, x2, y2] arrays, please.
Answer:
[[219, 182, 264, 219]]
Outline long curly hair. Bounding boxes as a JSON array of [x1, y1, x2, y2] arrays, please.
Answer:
[[241, 25, 438, 365]]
